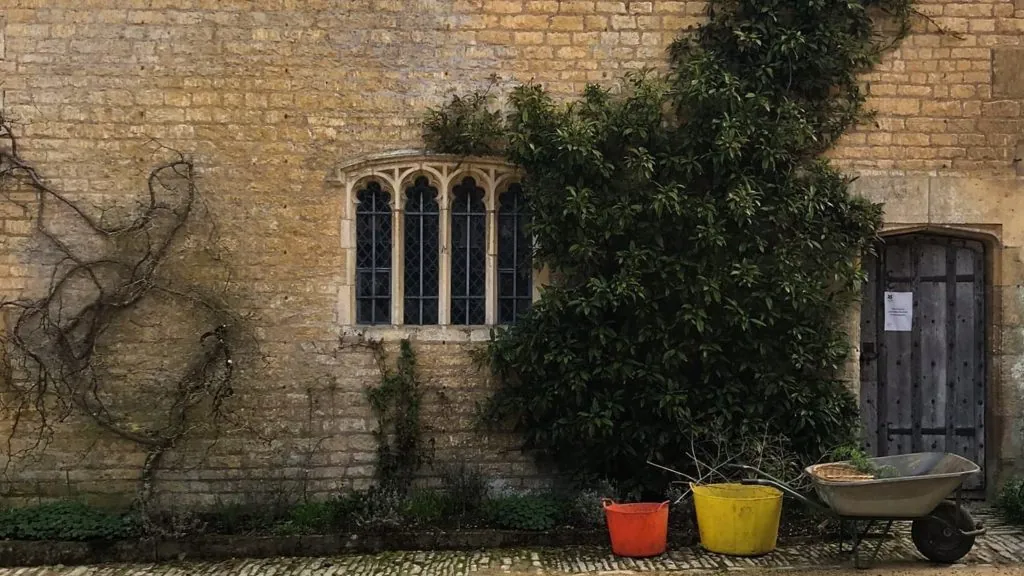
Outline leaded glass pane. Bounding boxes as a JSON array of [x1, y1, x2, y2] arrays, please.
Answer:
[[450, 177, 486, 325], [404, 176, 440, 325], [498, 184, 532, 324], [355, 181, 392, 325]]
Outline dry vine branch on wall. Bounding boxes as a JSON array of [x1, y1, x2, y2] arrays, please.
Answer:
[[0, 110, 241, 529], [911, 8, 967, 40]]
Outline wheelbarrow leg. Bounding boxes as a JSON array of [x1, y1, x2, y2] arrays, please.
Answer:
[[837, 519, 863, 557], [849, 520, 873, 558], [853, 520, 893, 570], [837, 519, 862, 556]]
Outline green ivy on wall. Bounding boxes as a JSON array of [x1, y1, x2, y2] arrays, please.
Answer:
[[366, 339, 426, 489]]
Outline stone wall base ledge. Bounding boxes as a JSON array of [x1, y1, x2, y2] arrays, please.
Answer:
[[0, 530, 612, 567]]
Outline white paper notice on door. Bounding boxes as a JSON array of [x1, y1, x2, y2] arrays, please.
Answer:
[[884, 291, 913, 332]]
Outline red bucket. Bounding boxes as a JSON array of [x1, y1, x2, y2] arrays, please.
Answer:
[[602, 499, 669, 557]]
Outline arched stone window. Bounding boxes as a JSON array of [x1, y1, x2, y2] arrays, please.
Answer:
[[336, 152, 544, 333]]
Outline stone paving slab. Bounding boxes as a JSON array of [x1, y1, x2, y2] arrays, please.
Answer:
[[0, 507, 1020, 575]]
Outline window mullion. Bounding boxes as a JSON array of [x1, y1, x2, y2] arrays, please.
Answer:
[[511, 205, 518, 316], [534, 266, 548, 301], [418, 203, 425, 323], [439, 193, 451, 326], [368, 195, 377, 324], [392, 196, 403, 327], [485, 204, 497, 326], [461, 211, 470, 325]]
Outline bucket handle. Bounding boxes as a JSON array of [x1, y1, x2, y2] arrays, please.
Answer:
[[601, 499, 670, 510]]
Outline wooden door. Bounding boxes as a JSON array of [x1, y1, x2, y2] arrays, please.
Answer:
[[860, 234, 986, 490]]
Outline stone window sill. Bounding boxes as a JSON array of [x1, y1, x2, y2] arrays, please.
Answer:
[[341, 325, 497, 342]]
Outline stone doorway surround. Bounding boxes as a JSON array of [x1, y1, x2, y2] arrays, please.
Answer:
[[848, 173, 1024, 496]]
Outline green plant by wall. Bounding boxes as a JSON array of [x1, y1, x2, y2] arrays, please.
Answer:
[[366, 339, 426, 490], [483, 494, 565, 531], [0, 501, 139, 541], [570, 487, 612, 529], [283, 501, 339, 533], [440, 462, 490, 519], [199, 500, 288, 535], [402, 490, 454, 526], [996, 478, 1024, 524], [425, 0, 914, 489]]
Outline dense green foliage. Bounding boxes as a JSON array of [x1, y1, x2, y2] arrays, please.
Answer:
[[424, 88, 506, 157], [997, 478, 1024, 524], [200, 499, 293, 534], [438, 462, 491, 519], [402, 490, 453, 526], [483, 494, 566, 531], [0, 501, 138, 541], [200, 466, 564, 536], [426, 0, 913, 487]]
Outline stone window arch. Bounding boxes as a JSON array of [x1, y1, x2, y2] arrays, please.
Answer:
[[336, 152, 545, 335]]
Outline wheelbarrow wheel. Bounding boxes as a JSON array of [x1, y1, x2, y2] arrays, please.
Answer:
[[911, 502, 976, 564]]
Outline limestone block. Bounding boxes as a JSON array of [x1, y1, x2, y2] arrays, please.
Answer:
[[928, 178, 1024, 244], [849, 175, 930, 223], [999, 286, 1024, 327], [1003, 246, 1024, 288], [993, 48, 1024, 98]]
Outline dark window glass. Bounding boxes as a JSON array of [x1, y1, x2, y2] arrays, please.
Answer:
[[450, 177, 486, 325], [355, 182, 392, 325], [498, 184, 532, 323], [403, 176, 440, 325]]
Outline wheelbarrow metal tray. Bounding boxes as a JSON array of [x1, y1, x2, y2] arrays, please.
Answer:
[[804, 452, 979, 518]]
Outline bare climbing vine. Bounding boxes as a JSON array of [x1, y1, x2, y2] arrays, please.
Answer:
[[0, 111, 242, 528]]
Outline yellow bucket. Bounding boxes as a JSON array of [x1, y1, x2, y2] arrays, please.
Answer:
[[691, 483, 783, 556]]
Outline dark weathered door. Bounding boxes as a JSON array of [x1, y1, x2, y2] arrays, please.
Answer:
[[860, 234, 986, 490]]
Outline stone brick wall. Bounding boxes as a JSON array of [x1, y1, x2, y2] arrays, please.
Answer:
[[836, 1, 1024, 173], [833, 0, 1024, 489], [0, 0, 1021, 506]]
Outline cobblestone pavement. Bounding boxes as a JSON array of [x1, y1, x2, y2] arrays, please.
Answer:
[[0, 506, 1021, 575]]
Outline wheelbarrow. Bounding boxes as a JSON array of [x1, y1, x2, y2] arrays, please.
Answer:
[[734, 452, 985, 568]]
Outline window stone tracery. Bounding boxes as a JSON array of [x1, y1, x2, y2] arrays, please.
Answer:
[[336, 152, 543, 335]]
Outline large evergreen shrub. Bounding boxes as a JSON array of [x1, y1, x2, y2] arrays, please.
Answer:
[[425, 0, 913, 488]]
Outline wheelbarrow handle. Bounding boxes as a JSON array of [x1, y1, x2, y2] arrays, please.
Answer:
[[729, 464, 830, 515], [730, 464, 789, 487]]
